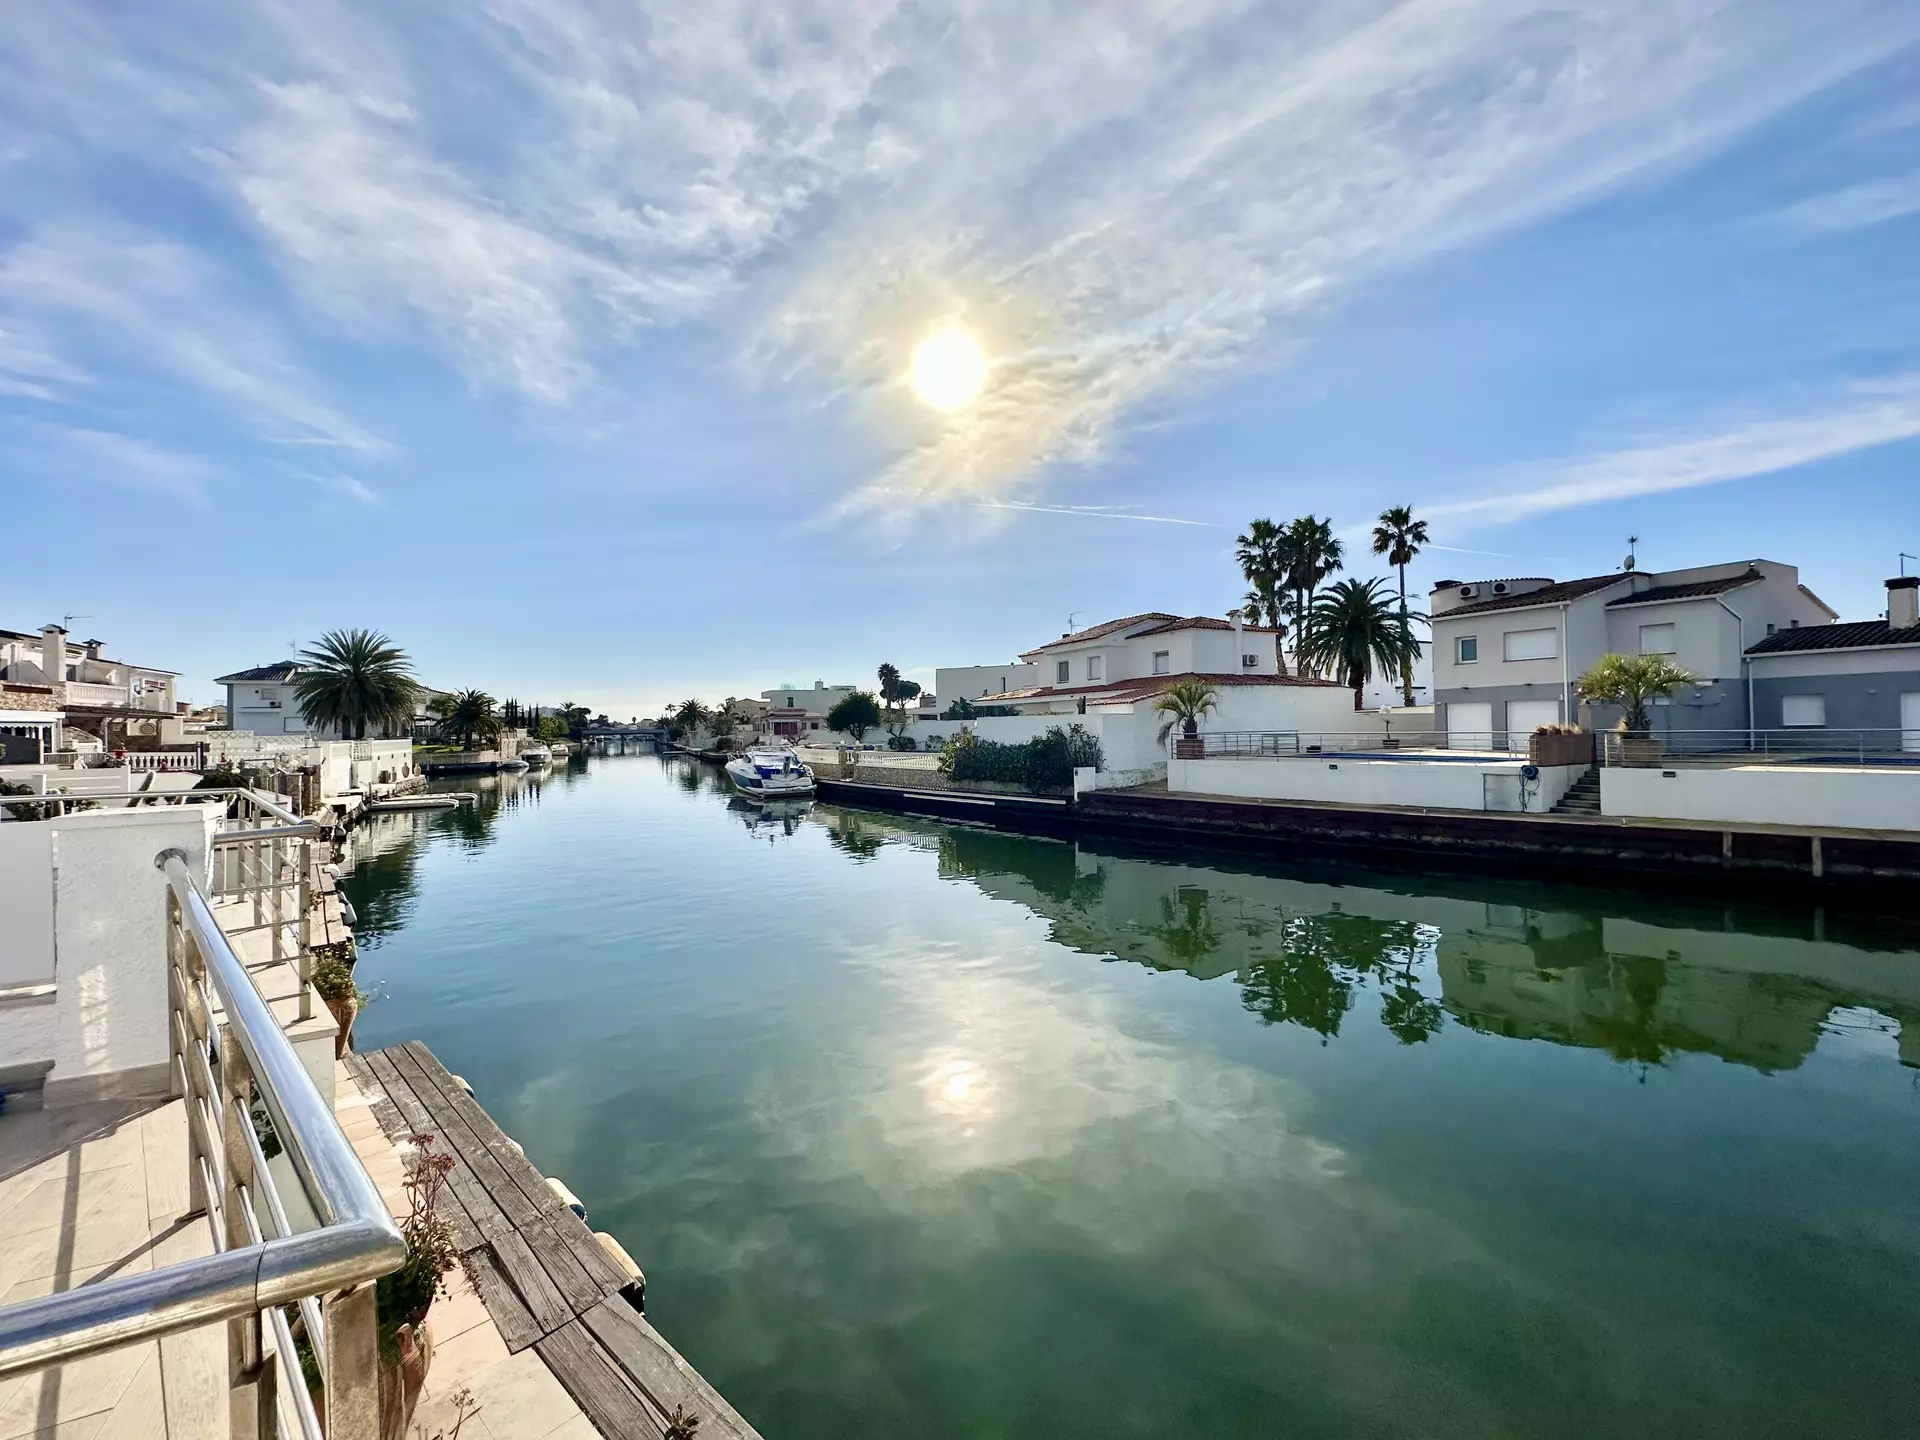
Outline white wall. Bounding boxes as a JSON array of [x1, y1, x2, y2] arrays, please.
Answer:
[[935, 664, 1038, 704], [1170, 756, 1583, 812], [0, 806, 216, 1104], [1601, 766, 1920, 832]]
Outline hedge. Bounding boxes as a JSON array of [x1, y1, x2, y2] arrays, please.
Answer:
[[948, 724, 1103, 793]]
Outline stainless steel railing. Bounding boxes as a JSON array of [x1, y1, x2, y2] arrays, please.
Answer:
[[1189, 729, 1533, 758], [1598, 727, 1920, 767], [0, 849, 403, 1439], [210, 792, 322, 1023]]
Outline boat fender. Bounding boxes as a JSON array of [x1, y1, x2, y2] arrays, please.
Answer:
[[450, 1073, 474, 1097], [546, 1176, 588, 1222], [340, 896, 358, 927], [595, 1231, 647, 1313]]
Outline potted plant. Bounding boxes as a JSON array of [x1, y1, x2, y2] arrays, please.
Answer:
[[311, 953, 367, 1059], [1527, 722, 1594, 768], [376, 1133, 460, 1440], [1574, 655, 1695, 767], [1154, 681, 1220, 759]]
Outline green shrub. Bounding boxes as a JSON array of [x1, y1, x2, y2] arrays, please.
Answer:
[[886, 733, 918, 751], [1026, 724, 1104, 792], [951, 737, 1030, 785]]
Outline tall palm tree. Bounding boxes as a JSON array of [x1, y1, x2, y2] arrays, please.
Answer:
[[441, 689, 502, 750], [1370, 505, 1431, 707], [1285, 516, 1344, 675], [293, 629, 420, 740], [1234, 517, 1290, 674], [1153, 680, 1220, 746], [1296, 578, 1423, 712], [876, 662, 902, 708], [672, 698, 715, 738]]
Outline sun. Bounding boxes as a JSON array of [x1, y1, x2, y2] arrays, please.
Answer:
[[909, 329, 986, 411]]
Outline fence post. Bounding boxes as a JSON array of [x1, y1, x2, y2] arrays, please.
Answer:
[[218, 1028, 277, 1440], [322, 1281, 382, 1440]]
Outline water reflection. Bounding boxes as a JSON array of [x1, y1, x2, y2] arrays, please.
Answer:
[[859, 812, 1920, 1074]]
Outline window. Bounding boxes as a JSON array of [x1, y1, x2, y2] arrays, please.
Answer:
[[1638, 623, 1677, 655], [1456, 635, 1479, 664], [1152, 650, 1170, 675], [1781, 695, 1826, 728], [1087, 655, 1104, 681], [1056, 660, 1070, 684], [1503, 627, 1558, 662]]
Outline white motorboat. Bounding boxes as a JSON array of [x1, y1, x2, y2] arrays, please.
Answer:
[[497, 756, 529, 772], [519, 744, 553, 767], [724, 748, 815, 799]]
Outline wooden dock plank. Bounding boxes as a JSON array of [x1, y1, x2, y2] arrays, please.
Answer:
[[401, 1040, 568, 1221], [354, 1044, 764, 1437], [581, 1297, 758, 1440], [464, 1244, 543, 1354], [536, 1320, 669, 1440]]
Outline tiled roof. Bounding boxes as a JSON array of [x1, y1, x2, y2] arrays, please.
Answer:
[[1745, 621, 1920, 655], [1605, 572, 1760, 606], [1442, 573, 1627, 617], [977, 670, 1343, 704], [214, 662, 301, 683], [1018, 613, 1178, 658], [1132, 616, 1283, 637]]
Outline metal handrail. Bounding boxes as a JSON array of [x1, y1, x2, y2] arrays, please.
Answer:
[[0, 850, 403, 1437], [1599, 727, 1920, 767], [1190, 730, 1533, 758]]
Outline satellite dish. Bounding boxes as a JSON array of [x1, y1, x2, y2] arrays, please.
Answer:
[[1623, 555, 1635, 571]]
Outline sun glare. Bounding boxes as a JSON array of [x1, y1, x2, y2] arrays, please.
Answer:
[[910, 329, 986, 411]]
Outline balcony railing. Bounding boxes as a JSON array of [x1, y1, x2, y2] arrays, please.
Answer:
[[60, 680, 174, 712], [1598, 728, 1920, 767], [0, 811, 402, 1438], [1188, 729, 1531, 758]]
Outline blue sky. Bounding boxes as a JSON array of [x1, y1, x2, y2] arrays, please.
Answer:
[[3, 1, 1917, 716]]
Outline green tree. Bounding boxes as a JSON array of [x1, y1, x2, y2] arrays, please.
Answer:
[[1285, 516, 1344, 674], [534, 713, 569, 743], [826, 691, 881, 742], [1235, 517, 1291, 675], [1153, 680, 1220, 746], [441, 689, 503, 750], [1575, 654, 1696, 736], [293, 629, 420, 740], [1297, 577, 1423, 712], [672, 698, 715, 738], [555, 702, 592, 740], [1370, 505, 1430, 707], [876, 662, 902, 708]]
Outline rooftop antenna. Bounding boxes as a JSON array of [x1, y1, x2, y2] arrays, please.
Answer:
[[62, 613, 92, 631], [1066, 610, 1082, 635], [1901, 553, 1917, 577], [1622, 535, 1639, 573]]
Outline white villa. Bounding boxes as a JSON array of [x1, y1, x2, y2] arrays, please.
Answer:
[[1, 624, 181, 762], [760, 680, 860, 739], [976, 612, 1352, 728]]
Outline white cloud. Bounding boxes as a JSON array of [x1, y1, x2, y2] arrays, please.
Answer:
[[31, 427, 217, 501], [1766, 171, 1920, 238], [0, 230, 390, 453], [1425, 374, 1920, 526], [5, 0, 1917, 509], [0, 323, 83, 400]]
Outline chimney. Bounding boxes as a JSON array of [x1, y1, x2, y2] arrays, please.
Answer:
[[1889, 576, 1919, 631], [84, 639, 102, 661], [40, 624, 65, 684]]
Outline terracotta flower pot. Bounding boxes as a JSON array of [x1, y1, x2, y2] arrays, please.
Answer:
[[377, 1314, 434, 1440], [325, 994, 358, 1059]]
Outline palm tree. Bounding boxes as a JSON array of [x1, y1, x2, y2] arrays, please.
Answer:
[[293, 629, 420, 740], [672, 698, 715, 739], [1296, 578, 1423, 711], [876, 662, 902, 708], [1284, 516, 1344, 674], [1153, 680, 1220, 747], [441, 689, 502, 750], [1370, 505, 1430, 707], [1235, 517, 1290, 675], [1575, 654, 1696, 736]]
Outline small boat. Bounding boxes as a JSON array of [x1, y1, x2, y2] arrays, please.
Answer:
[[519, 744, 553, 767], [497, 757, 530, 772], [724, 748, 815, 799]]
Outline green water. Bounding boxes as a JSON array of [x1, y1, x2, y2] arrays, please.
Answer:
[[343, 755, 1920, 1439]]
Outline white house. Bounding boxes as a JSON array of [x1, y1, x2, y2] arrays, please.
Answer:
[[1743, 576, 1920, 742], [1428, 559, 1837, 746], [760, 680, 859, 739], [976, 612, 1353, 730], [934, 662, 1040, 712], [1, 624, 181, 760], [218, 661, 448, 738]]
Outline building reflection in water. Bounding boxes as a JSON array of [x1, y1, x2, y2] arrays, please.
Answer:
[[902, 815, 1920, 1074]]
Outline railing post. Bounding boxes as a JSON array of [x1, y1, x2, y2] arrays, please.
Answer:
[[322, 1281, 382, 1440], [297, 840, 314, 1022], [251, 835, 264, 929], [181, 920, 211, 1220], [270, 836, 284, 967], [218, 1030, 277, 1440]]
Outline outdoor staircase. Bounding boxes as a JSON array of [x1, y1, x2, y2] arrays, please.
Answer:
[[1551, 765, 1602, 816]]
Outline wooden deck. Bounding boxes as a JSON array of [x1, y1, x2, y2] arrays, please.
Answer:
[[345, 1042, 763, 1440]]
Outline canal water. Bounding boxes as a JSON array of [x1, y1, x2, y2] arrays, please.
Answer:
[[343, 755, 1920, 1439]]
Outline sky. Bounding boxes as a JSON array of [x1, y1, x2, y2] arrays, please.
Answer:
[[2, 1, 1917, 717]]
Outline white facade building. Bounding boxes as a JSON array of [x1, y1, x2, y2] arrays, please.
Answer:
[[934, 663, 1040, 712], [1, 624, 181, 761], [760, 680, 860, 739], [1428, 559, 1837, 746]]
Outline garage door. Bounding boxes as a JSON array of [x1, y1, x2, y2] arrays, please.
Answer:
[[1507, 699, 1562, 741], [1447, 701, 1494, 750], [1903, 692, 1920, 754]]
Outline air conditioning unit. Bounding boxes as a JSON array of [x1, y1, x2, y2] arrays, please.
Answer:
[[1242, 653, 1258, 668], [1458, 585, 1478, 599], [1492, 582, 1509, 595]]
